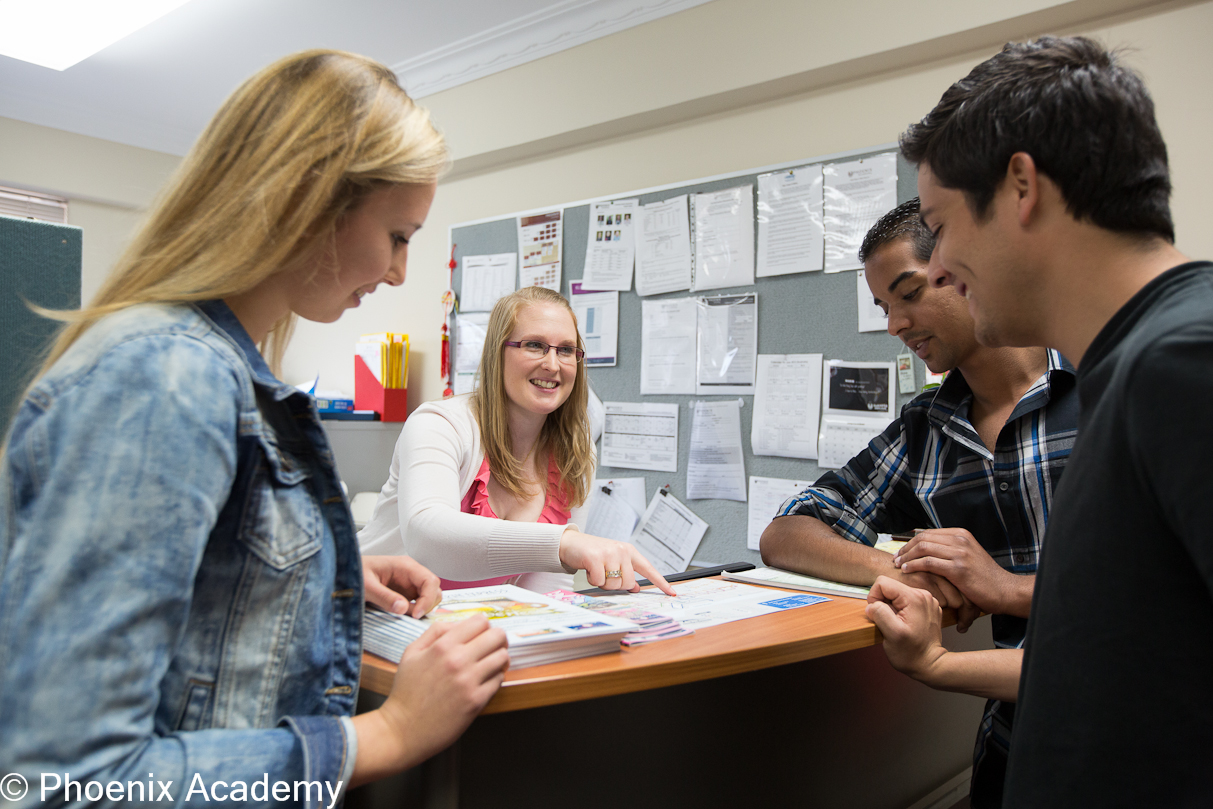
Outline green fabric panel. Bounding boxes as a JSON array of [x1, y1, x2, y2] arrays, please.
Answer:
[[0, 214, 83, 438]]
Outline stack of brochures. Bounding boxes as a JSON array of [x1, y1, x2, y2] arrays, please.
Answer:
[[362, 584, 639, 669], [721, 566, 872, 599], [547, 589, 693, 646]]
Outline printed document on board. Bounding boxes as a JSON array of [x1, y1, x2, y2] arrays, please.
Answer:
[[460, 253, 516, 312], [696, 293, 757, 395], [751, 353, 823, 459], [569, 282, 618, 366], [818, 359, 896, 469], [629, 490, 709, 576], [641, 297, 697, 395], [601, 401, 679, 473], [856, 270, 889, 333], [455, 312, 490, 373], [581, 199, 638, 291], [823, 153, 897, 272], [686, 399, 747, 501], [692, 186, 755, 291], [585, 478, 646, 543], [517, 210, 563, 290], [636, 195, 693, 296], [756, 166, 824, 277], [747, 476, 813, 550]]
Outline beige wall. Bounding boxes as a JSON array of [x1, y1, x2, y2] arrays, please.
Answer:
[[0, 116, 180, 304], [3, 0, 1208, 405], [285, 0, 1213, 407]]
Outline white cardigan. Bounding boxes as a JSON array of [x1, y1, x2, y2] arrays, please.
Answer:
[[357, 396, 583, 592]]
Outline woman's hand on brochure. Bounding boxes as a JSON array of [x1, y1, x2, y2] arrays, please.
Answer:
[[865, 575, 947, 684], [363, 555, 443, 618], [351, 615, 509, 786], [558, 529, 677, 596]]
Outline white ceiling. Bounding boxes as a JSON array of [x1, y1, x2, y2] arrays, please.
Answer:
[[0, 0, 712, 156]]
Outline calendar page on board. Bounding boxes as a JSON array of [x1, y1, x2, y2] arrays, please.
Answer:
[[818, 360, 896, 469]]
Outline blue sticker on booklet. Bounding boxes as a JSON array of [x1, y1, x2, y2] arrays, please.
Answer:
[[761, 594, 829, 610]]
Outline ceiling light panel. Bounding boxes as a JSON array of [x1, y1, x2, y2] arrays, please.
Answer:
[[0, 0, 194, 71]]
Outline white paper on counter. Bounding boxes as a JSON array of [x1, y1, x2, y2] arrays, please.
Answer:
[[581, 199, 638, 291], [517, 210, 563, 290], [686, 399, 747, 502], [455, 311, 490, 373], [696, 293, 757, 395], [641, 297, 697, 395], [823, 153, 897, 273], [629, 490, 709, 576], [636, 195, 693, 296], [569, 282, 618, 367], [751, 353, 823, 459], [692, 185, 755, 291], [584, 478, 646, 543], [856, 270, 890, 333], [747, 476, 814, 550], [756, 166, 824, 277], [600, 401, 679, 473], [460, 253, 517, 312], [818, 359, 897, 469]]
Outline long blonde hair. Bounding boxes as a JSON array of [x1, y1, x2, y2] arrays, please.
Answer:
[[470, 287, 594, 508], [35, 49, 448, 377]]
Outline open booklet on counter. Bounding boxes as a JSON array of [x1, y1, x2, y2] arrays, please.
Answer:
[[362, 584, 639, 669]]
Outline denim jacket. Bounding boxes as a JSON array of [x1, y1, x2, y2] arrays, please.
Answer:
[[0, 301, 362, 808]]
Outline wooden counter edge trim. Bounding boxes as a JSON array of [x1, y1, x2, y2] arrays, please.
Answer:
[[481, 622, 881, 714]]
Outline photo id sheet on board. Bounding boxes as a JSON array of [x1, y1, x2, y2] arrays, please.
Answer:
[[569, 282, 618, 366], [823, 153, 897, 273], [818, 359, 896, 469], [747, 476, 814, 550], [756, 166, 824, 277], [751, 353, 824, 459], [856, 270, 890, 333], [460, 253, 517, 312], [455, 311, 490, 373], [584, 478, 647, 543], [641, 297, 697, 395], [691, 185, 755, 291], [686, 399, 747, 502], [636, 195, 693, 296], [629, 490, 709, 575], [601, 401, 679, 473], [696, 293, 757, 395], [517, 210, 563, 290], [581, 199, 638, 291]]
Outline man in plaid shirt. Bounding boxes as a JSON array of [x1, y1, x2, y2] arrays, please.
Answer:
[[761, 199, 1078, 808]]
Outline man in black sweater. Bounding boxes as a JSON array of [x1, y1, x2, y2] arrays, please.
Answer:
[[867, 35, 1213, 807]]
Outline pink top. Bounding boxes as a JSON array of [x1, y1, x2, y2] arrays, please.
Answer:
[[441, 457, 573, 591]]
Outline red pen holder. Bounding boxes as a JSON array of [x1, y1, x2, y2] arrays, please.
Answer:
[[354, 355, 408, 421]]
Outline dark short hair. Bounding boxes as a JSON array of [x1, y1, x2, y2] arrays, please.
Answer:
[[900, 36, 1174, 242], [858, 198, 934, 265]]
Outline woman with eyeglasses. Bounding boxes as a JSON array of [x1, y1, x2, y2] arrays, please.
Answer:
[[359, 286, 675, 596]]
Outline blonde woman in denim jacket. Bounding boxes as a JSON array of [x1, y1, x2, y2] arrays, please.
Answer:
[[0, 51, 507, 808]]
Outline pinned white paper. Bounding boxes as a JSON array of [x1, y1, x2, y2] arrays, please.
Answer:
[[569, 282, 618, 367], [460, 253, 516, 312], [747, 476, 813, 550], [636, 195, 693, 297], [857, 270, 890, 333], [696, 293, 757, 395], [823, 154, 898, 273], [751, 353, 824, 459], [581, 199, 638, 291], [757, 166, 824, 277], [517, 210, 563, 290], [629, 490, 709, 576], [687, 399, 747, 502], [641, 297, 697, 395], [692, 185, 755, 291], [455, 312, 490, 373], [600, 402, 679, 473]]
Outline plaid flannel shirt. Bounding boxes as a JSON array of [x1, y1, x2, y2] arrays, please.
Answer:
[[775, 350, 1078, 808]]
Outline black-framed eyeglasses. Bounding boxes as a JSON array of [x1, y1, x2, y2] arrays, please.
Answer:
[[503, 340, 585, 364]]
